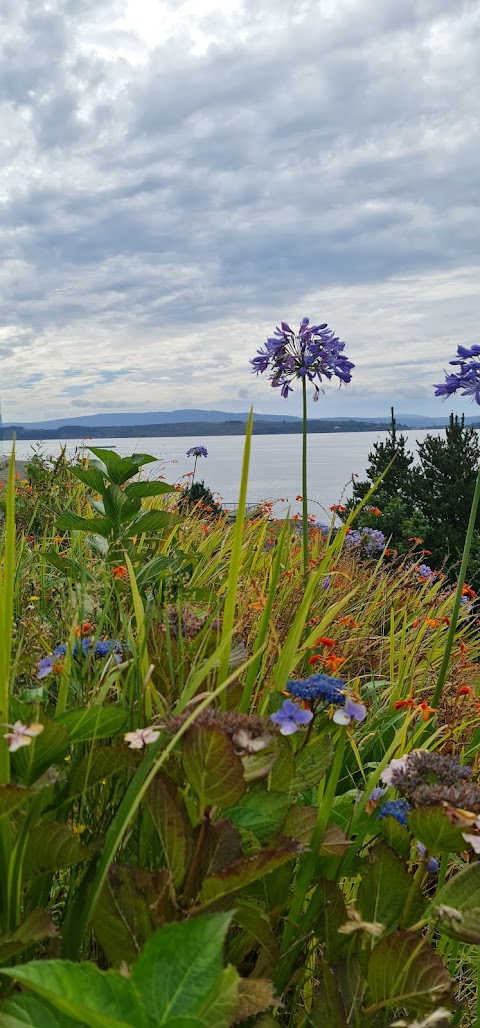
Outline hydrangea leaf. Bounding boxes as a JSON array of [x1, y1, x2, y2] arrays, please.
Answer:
[[0, 785, 35, 819], [0, 961, 143, 1028], [367, 932, 453, 1013], [56, 705, 127, 742], [224, 788, 291, 845], [23, 823, 92, 878], [145, 774, 193, 888], [198, 842, 300, 907], [290, 735, 333, 793], [11, 720, 69, 787], [427, 861, 480, 943], [92, 866, 172, 967], [408, 807, 468, 854], [357, 843, 419, 934], [182, 726, 246, 810], [0, 910, 57, 963], [68, 746, 137, 799]]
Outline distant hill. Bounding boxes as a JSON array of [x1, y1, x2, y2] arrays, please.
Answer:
[[2, 419, 404, 441], [3, 409, 302, 431]]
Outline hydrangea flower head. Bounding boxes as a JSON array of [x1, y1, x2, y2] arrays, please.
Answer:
[[124, 726, 161, 749], [333, 696, 367, 726], [186, 446, 208, 458], [251, 317, 354, 400], [434, 344, 480, 404], [287, 674, 345, 704], [2, 721, 44, 752], [270, 699, 314, 735]]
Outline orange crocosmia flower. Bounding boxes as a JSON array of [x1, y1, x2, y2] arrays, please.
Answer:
[[329, 504, 346, 513], [337, 615, 358, 628], [295, 495, 303, 501], [408, 537, 423, 544], [463, 585, 476, 598], [324, 653, 346, 673], [416, 700, 437, 721], [458, 686, 475, 697], [308, 655, 323, 666], [250, 598, 267, 610], [112, 565, 128, 580], [425, 618, 441, 628], [393, 696, 416, 710], [412, 618, 420, 628], [75, 621, 94, 637], [315, 637, 336, 648], [422, 550, 432, 556]]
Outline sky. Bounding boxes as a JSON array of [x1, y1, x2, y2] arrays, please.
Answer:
[[1, 0, 479, 423]]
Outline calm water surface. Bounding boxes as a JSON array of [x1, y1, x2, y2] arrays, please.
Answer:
[[7, 430, 444, 518]]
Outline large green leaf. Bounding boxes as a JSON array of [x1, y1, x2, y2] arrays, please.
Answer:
[[408, 807, 467, 854], [367, 932, 453, 1013], [290, 735, 333, 793], [92, 865, 171, 967], [56, 512, 112, 538], [182, 726, 246, 810], [70, 465, 107, 493], [231, 904, 279, 968], [131, 912, 232, 1023], [136, 556, 174, 588], [145, 774, 193, 887], [0, 994, 83, 1027], [0, 910, 57, 962], [102, 486, 141, 525], [224, 789, 290, 846], [11, 720, 69, 786], [357, 843, 416, 934], [314, 879, 350, 962], [0, 962, 144, 1028], [309, 959, 348, 1027], [0, 785, 34, 819], [56, 706, 127, 742], [124, 482, 176, 498], [68, 746, 137, 799], [198, 843, 299, 906], [427, 861, 480, 943], [195, 966, 239, 1028], [125, 511, 182, 536], [24, 823, 92, 878]]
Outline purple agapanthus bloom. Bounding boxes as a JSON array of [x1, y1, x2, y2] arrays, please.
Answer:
[[434, 344, 480, 404], [270, 698, 314, 735], [417, 564, 436, 580], [287, 674, 345, 704], [186, 446, 208, 458], [251, 317, 354, 401], [345, 527, 386, 553]]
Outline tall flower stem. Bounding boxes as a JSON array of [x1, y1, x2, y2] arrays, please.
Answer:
[[192, 456, 198, 484], [432, 463, 480, 708], [302, 376, 308, 579]]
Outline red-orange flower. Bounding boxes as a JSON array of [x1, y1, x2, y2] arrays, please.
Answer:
[[394, 696, 416, 710], [315, 637, 336, 648], [112, 565, 128, 581], [337, 615, 358, 628], [76, 622, 94, 637], [458, 686, 475, 698], [330, 504, 346, 513], [463, 585, 476, 598], [324, 653, 346, 673], [308, 654, 323, 666], [416, 700, 437, 721]]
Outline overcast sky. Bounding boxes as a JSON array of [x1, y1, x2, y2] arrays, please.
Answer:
[[1, 0, 479, 423]]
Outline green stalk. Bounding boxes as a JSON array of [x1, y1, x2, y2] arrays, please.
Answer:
[[432, 463, 480, 708], [0, 445, 15, 928], [301, 376, 308, 579]]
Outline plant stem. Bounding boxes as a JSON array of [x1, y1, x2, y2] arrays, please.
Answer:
[[302, 376, 308, 579], [432, 463, 480, 708]]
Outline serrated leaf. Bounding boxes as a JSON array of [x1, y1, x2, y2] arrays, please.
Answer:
[[126, 510, 182, 536], [199, 819, 243, 879], [291, 735, 333, 793], [224, 789, 290, 845], [268, 736, 295, 792], [427, 861, 480, 943], [232, 905, 279, 966], [367, 932, 453, 1013], [379, 816, 411, 859], [0, 961, 144, 1028], [357, 843, 415, 934], [182, 727, 246, 810], [56, 706, 127, 742], [314, 879, 350, 962], [92, 865, 171, 967], [408, 807, 467, 854], [198, 843, 299, 906], [11, 720, 69, 787], [0, 910, 57, 962], [241, 750, 276, 783], [56, 512, 112, 538], [24, 823, 92, 878], [124, 481, 176, 498], [320, 823, 352, 857], [0, 994, 83, 1027], [196, 965, 239, 1028], [283, 803, 316, 846], [130, 912, 233, 1023], [145, 774, 193, 888], [233, 978, 275, 1023], [68, 746, 137, 799], [0, 785, 35, 818], [309, 958, 348, 1027]]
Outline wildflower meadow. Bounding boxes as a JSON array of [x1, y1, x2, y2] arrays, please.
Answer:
[[1, 329, 480, 1026]]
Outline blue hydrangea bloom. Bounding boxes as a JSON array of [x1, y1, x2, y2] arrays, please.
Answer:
[[251, 317, 354, 401], [287, 674, 346, 704], [378, 798, 411, 827]]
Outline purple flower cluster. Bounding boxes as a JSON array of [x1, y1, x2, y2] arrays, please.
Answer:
[[417, 563, 436, 580], [434, 344, 480, 404], [36, 638, 123, 679], [251, 318, 354, 400], [344, 527, 386, 553], [186, 446, 208, 458], [377, 798, 411, 827], [287, 673, 346, 704]]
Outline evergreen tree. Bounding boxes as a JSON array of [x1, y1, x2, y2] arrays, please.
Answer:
[[345, 409, 427, 552], [412, 414, 480, 573]]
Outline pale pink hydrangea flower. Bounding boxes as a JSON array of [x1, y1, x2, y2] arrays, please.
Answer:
[[2, 721, 44, 752], [124, 727, 160, 750]]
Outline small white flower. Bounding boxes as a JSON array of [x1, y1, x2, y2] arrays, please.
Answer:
[[2, 721, 44, 752], [462, 831, 480, 853], [333, 710, 351, 726], [124, 727, 160, 750]]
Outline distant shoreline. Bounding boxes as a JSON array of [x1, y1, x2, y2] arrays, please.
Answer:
[[0, 418, 428, 441]]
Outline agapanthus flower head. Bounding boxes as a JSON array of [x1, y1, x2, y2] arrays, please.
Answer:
[[251, 317, 354, 400], [270, 698, 314, 735], [377, 798, 411, 826], [186, 446, 208, 458], [344, 527, 386, 553], [287, 674, 345, 704], [434, 344, 480, 404]]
